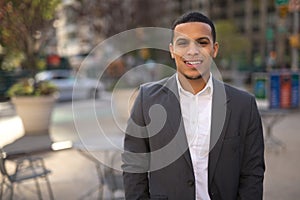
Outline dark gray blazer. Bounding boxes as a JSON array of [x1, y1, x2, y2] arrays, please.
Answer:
[[122, 74, 265, 200]]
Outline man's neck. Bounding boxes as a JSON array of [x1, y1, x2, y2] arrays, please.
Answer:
[[178, 73, 210, 95]]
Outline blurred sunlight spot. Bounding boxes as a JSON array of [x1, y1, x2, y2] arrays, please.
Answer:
[[0, 116, 24, 147], [51, 141, 73, 151]]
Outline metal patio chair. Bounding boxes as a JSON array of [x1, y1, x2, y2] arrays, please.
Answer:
[[78, 149, 124, 200], [101, 151, 124, 200], [0, 149, 54, 200]]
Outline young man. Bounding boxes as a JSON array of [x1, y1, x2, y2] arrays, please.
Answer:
[[122, 11, 265, 200]]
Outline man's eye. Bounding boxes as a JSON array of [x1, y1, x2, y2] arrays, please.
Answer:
[[198, 41, 209, 46], [176, 40, 188, 46], [178, 42, 187, 46]]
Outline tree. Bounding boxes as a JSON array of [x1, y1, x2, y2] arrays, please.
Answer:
[[215, 20, 251, 70], [69, 0, 175, 43], [0, 0, 61, 75]]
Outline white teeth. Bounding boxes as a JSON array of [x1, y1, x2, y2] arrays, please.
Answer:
[[187, 61, 201, 65]]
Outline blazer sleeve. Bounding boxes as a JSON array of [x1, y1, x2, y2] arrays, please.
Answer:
[[238, 96, 265, 200], [122, 86, 150, 199]]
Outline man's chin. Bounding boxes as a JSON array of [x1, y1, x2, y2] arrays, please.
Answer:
[[183, 73, 203, 80]]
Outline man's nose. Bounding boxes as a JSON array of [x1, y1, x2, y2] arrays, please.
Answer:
[[186, 42, 200, 56]]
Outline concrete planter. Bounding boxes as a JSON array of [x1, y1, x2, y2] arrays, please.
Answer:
[[11, 96, 56, 135]]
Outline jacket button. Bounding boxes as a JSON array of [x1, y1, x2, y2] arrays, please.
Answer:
[[187, 180, 194, 187]]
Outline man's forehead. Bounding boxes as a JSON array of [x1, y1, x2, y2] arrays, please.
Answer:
[[174, 22, 212, 32], [173, 22, 213, 40]]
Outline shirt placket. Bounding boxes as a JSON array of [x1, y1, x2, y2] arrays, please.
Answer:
[[190, 95, 198, 145]]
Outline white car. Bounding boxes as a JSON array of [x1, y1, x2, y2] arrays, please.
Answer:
[[35, 70, 104, 101]]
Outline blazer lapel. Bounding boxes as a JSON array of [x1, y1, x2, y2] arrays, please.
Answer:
[[163, 75, 193, 169], [208, 79, 231, 184]]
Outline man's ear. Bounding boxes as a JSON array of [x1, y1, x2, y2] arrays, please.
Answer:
[[169, 43, 175, 59], [212, 42, 219, 58]]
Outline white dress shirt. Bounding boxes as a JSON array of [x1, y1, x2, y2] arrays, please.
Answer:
[[176, 73, 213, 200]]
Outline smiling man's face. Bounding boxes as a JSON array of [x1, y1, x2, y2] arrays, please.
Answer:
[[169, 22, 219, 81]]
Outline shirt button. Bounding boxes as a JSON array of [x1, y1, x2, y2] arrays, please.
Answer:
[[187, 180, 194, 187]]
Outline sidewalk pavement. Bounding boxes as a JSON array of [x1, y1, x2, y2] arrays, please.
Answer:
[[1, 102, 300, 199]]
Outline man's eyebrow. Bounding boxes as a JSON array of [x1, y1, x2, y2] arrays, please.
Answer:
[[196, 37, 211, 41], [174, 36, 188, 41], [174, 36, 211, 42]]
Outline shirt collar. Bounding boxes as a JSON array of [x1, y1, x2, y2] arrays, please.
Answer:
[[176, 73, 213, 98]]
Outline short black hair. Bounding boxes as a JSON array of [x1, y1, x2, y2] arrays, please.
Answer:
[[171, 11, 216, 43]]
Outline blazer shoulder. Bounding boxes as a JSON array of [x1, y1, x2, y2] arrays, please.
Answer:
[[224, 83, 254, 98], [140, 75, 175, 96], [224, 83, 255, 100]]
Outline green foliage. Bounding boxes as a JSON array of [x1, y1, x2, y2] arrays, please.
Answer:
[[0, 0, 61, 73], [0, 51, 23, 71], [7, 79, 58, 97], [215, 20, 251, 64]]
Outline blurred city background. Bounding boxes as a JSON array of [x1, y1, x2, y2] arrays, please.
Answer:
[[0, 0, 299, 96], [0, 0, 300, 199]]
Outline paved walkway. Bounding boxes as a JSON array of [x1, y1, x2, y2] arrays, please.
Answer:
[[1, 101, 300, 199]]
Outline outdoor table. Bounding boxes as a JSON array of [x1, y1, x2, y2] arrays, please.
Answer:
[[2, 135, 72, 159], [259, 107, 299, 152], [259, 109, 289, 151]]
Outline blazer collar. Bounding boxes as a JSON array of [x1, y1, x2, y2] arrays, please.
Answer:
[[162, 74, 230, 102]]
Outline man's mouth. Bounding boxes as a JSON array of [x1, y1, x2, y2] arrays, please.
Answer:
[[183, 60, 203, 67]]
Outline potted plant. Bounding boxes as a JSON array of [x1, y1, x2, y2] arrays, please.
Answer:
[[7, 79, 58, 135], [0, 0, 61, 135]]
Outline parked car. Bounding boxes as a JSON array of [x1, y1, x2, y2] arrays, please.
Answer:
[[35, 70, 104, 101]]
